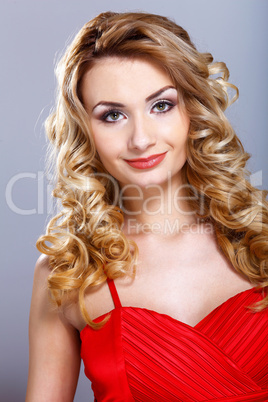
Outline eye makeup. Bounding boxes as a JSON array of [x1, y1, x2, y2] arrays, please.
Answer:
[[92, 86, 179, 123], [151, 99, 176, 114], [100, 109, 126, 122]]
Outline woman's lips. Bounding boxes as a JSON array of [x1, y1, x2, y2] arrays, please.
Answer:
[[124, 152, 167, 169]]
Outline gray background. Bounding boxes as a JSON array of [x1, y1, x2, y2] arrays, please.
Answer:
[[1, 0, 267, 401]]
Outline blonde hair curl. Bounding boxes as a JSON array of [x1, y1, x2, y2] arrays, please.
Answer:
[[37, 11, 268, 328]]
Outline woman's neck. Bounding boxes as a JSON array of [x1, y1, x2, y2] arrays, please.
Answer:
[[120, 175, 199, 237]]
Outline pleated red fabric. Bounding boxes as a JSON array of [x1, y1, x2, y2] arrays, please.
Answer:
[[80, 281, 268, 401]]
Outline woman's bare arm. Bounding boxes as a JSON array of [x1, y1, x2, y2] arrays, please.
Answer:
[[26, 255, 81, 402]]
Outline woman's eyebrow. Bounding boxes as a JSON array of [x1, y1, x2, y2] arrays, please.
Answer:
[[92, 101, 124, 112], [92, 85, 176, 112], [145, 85, 176, 102]]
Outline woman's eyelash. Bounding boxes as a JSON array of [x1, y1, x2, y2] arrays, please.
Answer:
[[100, 109, 123, 122], [99, 99, 175, 122], [151, 100, 175, 112]]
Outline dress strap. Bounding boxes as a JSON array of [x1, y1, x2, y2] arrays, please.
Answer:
[[107, 278, 122, 308]]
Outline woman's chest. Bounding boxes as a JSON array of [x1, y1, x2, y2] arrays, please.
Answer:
[[114, 235, 252, 326], [64, 231, 253, 329]]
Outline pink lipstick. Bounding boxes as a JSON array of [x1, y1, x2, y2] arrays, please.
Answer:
[[124, 152, 167, 169]]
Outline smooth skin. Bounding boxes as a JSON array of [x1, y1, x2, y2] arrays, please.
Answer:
[[26, 57, 254, 400], [81, 57, 190, 190], [26, 255, 81, 402]]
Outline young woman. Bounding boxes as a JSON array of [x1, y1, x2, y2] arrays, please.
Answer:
[[26, 11, 268, 401]]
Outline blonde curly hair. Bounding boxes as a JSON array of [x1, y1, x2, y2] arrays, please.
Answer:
[[37, 11, 268, 328]]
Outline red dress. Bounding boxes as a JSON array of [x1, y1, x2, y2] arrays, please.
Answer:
[[80, 280, 268, 401]]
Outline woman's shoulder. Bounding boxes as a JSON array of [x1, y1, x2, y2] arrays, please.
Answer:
[[33, 254, 52, 287], [35, 253, 50, 270], [32, 254, 114, 330]]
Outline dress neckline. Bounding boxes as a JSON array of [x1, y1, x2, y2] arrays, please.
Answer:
[[80, 286, 260, 335]]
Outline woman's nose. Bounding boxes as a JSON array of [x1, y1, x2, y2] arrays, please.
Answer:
[[128, 115, 156, 151]]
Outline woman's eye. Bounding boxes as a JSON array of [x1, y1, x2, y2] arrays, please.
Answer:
[[152, 101, 174, 113], [102, 111, 124, 122]]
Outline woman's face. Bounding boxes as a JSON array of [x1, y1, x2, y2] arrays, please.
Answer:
[[81, 57, 190, 189]]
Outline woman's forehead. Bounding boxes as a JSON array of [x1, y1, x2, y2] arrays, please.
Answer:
[[80, 57, 176, 108]]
